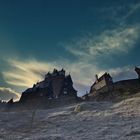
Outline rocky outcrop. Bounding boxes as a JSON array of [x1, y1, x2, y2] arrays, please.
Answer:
[[1, 94, 140, 139]]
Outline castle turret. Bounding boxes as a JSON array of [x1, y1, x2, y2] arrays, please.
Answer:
[[135, 66, 140, 79], [59, 68, 65, 76], [45, 72, 51, 79], [53, 69, 58, 76]]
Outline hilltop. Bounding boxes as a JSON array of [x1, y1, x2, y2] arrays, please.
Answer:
[[0, 92, 140, 140], [0, 66, 140, 139]]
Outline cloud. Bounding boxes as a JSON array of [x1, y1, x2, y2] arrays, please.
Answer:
[[66, 25, 140, 61], [98, 2, 140, 25], [122, 2, 140, 21], [0, 87, 21, 101], [107, 66, 138, 81], [2, 59, 57, 88]]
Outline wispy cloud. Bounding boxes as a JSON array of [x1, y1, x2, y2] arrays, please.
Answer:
[[0, 87, 21, 101], [2, 59, 56, 88], [99, 2, 140, 25], [122, 2, 140, 21], [66, 25, 140, 61], [107, 66, 138, 81]]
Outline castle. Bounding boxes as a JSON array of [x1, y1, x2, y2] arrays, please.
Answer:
[[83, 66, 140, 100], [83, 73, 114, 100], [19, 68, 78, 103], [90, 73, 113, 94]]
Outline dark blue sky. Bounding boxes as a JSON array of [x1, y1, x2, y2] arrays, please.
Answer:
[[0, 0, 140, 99]]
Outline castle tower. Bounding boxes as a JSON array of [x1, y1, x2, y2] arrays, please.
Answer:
[[59, 68, 65, 76], [135, 66, 140, 79]]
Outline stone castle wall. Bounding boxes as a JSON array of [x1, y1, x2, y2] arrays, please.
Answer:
[[87, 79, 140, 101], [93, 79, 106, 90], [93, 79, 140, 94], [113, 79, 140, 92]]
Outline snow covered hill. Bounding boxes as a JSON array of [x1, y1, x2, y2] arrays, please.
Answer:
[[0, 94, 140, 140]]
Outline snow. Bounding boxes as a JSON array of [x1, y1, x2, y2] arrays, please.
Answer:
[[0, 95, 140, 140]]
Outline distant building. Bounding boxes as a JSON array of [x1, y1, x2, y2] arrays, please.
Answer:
[[89, 73, 113, 96], [135, 66, 140, 79], [20, 69, 77, 102]]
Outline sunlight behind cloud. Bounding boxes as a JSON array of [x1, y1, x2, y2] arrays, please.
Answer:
[[3, 59, 56, 88], [0, 87, 21, 101]]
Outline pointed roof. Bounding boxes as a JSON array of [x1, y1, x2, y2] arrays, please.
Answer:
[[53, 68, 58, 73], [7, 98, 14, 104], [61, 68, 65, 72], [92, 72, 112, 86], [65, 74, 73, 83], [135, 66, 140, 78], [97, 73, 112, 82]]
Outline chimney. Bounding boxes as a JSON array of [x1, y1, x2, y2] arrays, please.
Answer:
[[95, 74, 98, 81]]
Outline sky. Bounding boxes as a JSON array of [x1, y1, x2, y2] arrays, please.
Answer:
[[0, 0, 140, 101]]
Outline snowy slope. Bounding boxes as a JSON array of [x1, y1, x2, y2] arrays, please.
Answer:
[[0, 95, 140, 140]]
